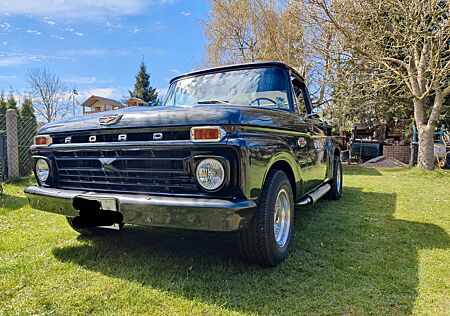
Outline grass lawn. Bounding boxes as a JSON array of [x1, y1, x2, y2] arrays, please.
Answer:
[[0, 166, 449, 315]]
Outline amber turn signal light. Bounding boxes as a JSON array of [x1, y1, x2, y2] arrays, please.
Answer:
[[34, 135, 53, 146], [190, 126, 226, 142]]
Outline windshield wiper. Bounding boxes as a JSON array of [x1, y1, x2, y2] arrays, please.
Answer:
[[197, 99, 230, 104]]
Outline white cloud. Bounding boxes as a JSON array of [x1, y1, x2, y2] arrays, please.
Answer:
[[0, 0, 174, 19], [151, 20, 166, 30], [1, 41, 8, 45], [0, 55, 28, 66], [0, 22, 11, 31], [180, 11, 191, 16], [27, 29, 43, 35], [65, 76, 97, 84], [106, 21, 123, 29], [0, 51, 70, 66], [42, 19, 56, 26], [77, 87, 123, 101], [64, 76, 114, 85], [62, 48, 130, 58], [50, 35, 64, 40], [64, 28, 75, 32], [74, 32, 84, 37], [0, 75, 18, 80], [170, 68, 180, 74], [131, 27, 141, 34], [61, 46, 167, 58]]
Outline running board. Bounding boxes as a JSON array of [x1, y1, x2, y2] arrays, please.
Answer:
[[296, 183, 331, 206]]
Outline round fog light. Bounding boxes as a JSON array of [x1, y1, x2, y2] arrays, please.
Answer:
[[196, 158, 225, 191], [35, 159, 50, 182]]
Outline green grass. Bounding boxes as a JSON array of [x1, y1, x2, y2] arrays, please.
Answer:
[[1, 166, 449, 315]]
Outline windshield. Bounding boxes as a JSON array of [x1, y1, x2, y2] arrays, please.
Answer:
[[163, 67, 291, 110]]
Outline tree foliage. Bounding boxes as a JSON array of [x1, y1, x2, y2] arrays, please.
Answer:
[[309, 0, 450, 169], [6, 91, 17, 110], [129, 61, 158, 104], [205, 1, 307, 69], [204, 0, 450, 169], [0, 91, 7, 117], [203, 0, 334, 106]]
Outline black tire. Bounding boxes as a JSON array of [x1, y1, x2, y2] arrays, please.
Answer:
[[236, 170, 294, 266], [325, 156, 343, 200], [66, 217, 124, 236]]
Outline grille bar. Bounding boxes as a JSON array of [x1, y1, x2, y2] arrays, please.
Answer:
[[57, 167, 187, 174], [58, 172, 193, 181], [55, 157, 186, 161]]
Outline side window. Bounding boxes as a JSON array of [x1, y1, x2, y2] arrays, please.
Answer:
[[291, 79, 306, 116]]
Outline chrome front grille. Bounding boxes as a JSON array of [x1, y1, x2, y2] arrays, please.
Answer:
[[53, 149, 199, 194]]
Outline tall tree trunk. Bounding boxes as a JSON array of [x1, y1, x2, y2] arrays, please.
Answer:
[[416, 123, 435, 170], [413, 97, 437, 170]]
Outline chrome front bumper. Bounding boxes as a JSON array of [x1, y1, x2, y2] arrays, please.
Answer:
[[24, 186, 257, 231]]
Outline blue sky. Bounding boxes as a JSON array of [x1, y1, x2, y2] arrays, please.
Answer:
[[0, 0, 209, 103]]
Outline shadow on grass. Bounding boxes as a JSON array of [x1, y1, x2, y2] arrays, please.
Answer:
[[0, 194, 28, 211], [52, 187, 449, 315], [343, 165, 383, 176]]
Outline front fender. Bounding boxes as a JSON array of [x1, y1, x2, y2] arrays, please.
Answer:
[[227, 132, 304, 202]]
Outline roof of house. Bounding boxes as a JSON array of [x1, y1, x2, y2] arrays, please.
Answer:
[[125, 97, 148, 105], [80, 95, 124, 108]]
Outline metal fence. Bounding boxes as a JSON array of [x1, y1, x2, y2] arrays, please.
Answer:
[[0, 114, 6, 181], [18, 115, 37, 176], [1, 111, 38, 179]]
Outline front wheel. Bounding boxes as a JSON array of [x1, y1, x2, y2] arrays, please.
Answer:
[[236, 170, 294, 266]]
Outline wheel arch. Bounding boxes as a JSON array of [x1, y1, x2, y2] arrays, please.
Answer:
[[262, 154, 302, 201], [326, 140, 341, 180]]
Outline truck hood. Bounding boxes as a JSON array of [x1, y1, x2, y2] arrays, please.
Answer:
[[38, 105, 299, 134]]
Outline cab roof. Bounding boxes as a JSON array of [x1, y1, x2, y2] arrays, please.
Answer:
[[169, 62, 305, 84]]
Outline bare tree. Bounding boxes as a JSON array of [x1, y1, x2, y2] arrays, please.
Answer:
[[203, 0, 308, 70], [309, 0, 450, 169], [27, 68, 69, 123], [203, 0, 336, 105]]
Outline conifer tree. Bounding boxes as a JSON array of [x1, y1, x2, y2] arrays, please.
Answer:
[[20, 98, 37, 131], [0, 91, 7, 116], [129, 61, 158, 104], [6, 91, 17, 110]]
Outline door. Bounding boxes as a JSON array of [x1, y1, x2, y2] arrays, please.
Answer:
[[291, 80, 327, 192]]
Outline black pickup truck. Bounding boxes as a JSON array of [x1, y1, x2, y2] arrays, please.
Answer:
[[25, 62, 342, 266]]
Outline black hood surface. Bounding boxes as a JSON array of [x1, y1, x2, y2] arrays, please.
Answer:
[[38, 105, 301, 134]]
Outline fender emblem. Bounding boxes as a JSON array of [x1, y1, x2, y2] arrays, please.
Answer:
[[99, 114, 123, 126], [298, 137, 307, 148]]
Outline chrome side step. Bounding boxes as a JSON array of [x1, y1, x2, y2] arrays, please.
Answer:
[[296, 183, 331, 206]]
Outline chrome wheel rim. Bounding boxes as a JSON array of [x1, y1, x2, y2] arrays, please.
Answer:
[[273, 188, 291, 247], [336, 163, 342, 194]]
